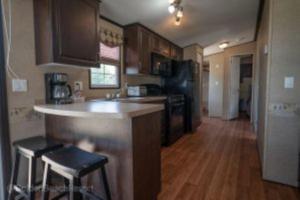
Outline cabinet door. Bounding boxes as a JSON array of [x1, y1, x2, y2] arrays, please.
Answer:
[[159, 39, 170, 57], [151, 34, 161, 54], [170, 45, 177, 59], [177, 47, 183, 60], [53, 0, 100, 66], [139, 28, 151, 74]]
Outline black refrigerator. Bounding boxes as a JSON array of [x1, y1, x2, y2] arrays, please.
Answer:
[[163, 60, 201, 133]]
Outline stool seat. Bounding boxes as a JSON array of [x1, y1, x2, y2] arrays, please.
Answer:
[[9, 136, 63, 200], [42, 146, 108, 178], [13, 136, 63, 157]]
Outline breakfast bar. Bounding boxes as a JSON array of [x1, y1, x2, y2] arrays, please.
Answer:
[[34, 101, 164, 200]]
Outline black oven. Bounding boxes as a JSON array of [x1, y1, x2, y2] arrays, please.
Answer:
[[151, 53, 172, 77], [165, 95, 185, 145]]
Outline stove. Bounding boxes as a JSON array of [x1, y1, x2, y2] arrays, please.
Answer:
[[138, 84, 186, 146], [165, 94, 185, 145]]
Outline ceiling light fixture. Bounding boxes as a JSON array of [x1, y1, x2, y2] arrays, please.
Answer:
[[175, 17, 181, 26], [168, 4, 176, 13], [219, 42, 229, 49], [168, 0, 184, 25], [177, 7, 183, 18]]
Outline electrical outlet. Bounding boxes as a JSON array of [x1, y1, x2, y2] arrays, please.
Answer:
[[74, 81, 83, 91], [12, 79, 28, 92]]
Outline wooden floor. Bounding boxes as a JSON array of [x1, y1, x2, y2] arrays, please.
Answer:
[[158, 117, 300, 200]]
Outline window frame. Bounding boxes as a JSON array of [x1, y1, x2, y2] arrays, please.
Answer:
[[89, 44, 121, 89]]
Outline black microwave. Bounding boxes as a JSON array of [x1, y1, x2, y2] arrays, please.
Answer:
[[151, 53, 172, 77]]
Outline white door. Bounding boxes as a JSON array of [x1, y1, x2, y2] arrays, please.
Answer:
[[228, 57, 240, 120]]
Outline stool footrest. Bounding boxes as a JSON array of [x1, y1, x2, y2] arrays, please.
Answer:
[[80, 188, 104, 200], [51, 191, 68, 200], [13, 185, 29, 199]]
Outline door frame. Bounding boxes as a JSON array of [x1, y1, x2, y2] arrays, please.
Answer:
[[227, 54, 255, 122], [0, 1, 12, 199], [228, 56, 241, 120]]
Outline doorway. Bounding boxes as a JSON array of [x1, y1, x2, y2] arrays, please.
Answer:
[[228, 55, 253, 120], [0, 1, 12, 199], [202, 61, 210, 116]]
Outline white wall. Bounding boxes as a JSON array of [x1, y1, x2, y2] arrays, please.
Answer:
[[257, 0, 300, 187], [206, 53, 224, 117], [202, 71, 209, 112]]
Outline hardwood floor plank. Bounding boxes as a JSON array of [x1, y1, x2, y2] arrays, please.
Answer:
[[158, 117, 300, 200]]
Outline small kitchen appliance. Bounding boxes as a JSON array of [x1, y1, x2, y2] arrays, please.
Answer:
[[127, 86, 147, 97], [45, 73, 73, 104]]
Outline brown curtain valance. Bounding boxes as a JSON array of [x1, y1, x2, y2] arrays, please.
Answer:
[[100, 28, 123, 47]]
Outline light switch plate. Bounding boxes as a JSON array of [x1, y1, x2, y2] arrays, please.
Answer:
[[284, 77, 294, 89], [264, 44, 268, 55], [12, 79, 28, 92]]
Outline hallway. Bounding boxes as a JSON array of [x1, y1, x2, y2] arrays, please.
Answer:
[[158, 117, 300, 200]]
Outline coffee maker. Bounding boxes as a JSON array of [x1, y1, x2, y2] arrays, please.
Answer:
[[45, 73, 73, 104]]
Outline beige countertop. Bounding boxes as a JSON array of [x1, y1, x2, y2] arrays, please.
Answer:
[[113, 96, 167, 103], [34, 100, 164, 119]]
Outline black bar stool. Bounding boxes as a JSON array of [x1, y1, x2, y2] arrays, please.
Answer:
[[8, 136, 63, 200], [41, 146, 111, 200]]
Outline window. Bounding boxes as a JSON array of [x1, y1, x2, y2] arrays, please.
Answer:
[[90, 43, 120, 88]]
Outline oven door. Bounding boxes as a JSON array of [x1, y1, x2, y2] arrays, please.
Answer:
[[168, 102, 185, 145]]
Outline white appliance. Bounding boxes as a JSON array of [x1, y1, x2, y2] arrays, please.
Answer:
[[127, 86, 147, 97]]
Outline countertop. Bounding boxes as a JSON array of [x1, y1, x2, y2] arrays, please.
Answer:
[[113, 96, 167, 103], [34, 100, 164, 119], [89, 96, 167, 103]]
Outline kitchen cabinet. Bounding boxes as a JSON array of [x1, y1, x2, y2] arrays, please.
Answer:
[[139, 28, 152, 74], [34, 0, 100, 67], [124, 25, 151, 74], [124, 23, 183, 75], [170, 44, 183, 60], [159, 39, 171, 57], [151, 36, 171, 57]]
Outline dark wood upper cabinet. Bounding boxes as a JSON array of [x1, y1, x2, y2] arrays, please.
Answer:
[[170, 44, 183, 61], [34, 0, 100, 67], [124, 25, 152, 74], [159, 39, 170, 57], [139, 28, 152, 74], [124, 23, 183, 75], [151, 35, 161, 54]]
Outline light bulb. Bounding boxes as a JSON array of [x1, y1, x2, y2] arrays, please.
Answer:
[[177, 8, 183, 18], [169, 0, 175, 3], [175, 18, 181, 26], [168, 5, 175, 13], [219, 42, 229, 49]]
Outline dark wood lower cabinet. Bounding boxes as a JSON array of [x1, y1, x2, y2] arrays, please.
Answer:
[[45, 112, 162, 200]]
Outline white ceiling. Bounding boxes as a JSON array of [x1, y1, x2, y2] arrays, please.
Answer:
[[101, 0, 260, 55]]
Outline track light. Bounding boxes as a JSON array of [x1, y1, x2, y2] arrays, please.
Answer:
[[168, 0, 184, 25], [168, 4, 176, 13], [177, 7, 183, 18], [175, 17, 181, 26]]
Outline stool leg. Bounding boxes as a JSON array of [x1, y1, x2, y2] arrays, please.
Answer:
[[100, 166, 111, 200], [69, 178, 82, 200], [8, 151, 21, 200], [41, 163, 51, 200], [64, 178, 70, 199], [28, 157, 37, 200]]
